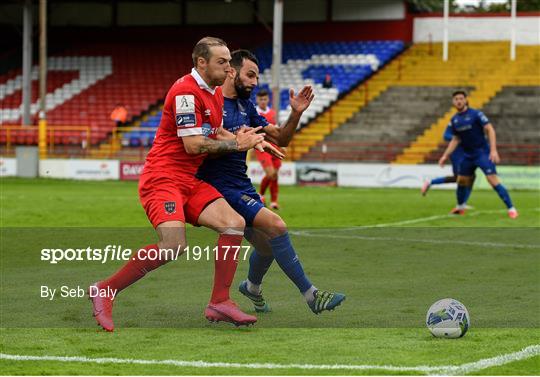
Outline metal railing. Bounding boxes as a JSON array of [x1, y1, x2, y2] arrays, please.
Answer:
[[2, 125, 537, 165], [1, 125, 93, 156]]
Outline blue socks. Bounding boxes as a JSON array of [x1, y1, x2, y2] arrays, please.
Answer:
[[493, 184, 513, 209], [269, 232, 313, 294], [247, 250, 274, 286], [463, 186, 473, 204], [456, 185, 469, 206], [431, 177, 447, 185]]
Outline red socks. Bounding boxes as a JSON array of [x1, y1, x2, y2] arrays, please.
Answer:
[[270, 178, 279, 202], [261, 176, 279, 202], [211, 233, 244, 304], [100, 244, 165, 293], [100, 234, 243, 304], [260, 176, 271, 196]]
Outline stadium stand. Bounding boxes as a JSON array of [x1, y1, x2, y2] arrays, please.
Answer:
[[254, 41, 405, 123], [3, 40, 536, 167], [120, 40, 406, 148], [300, 86, 469, 162], [0, 43, 190, 149], [295, 42, 540, 164]]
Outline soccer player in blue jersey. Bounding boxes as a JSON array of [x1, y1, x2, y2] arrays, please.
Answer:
[[198, 49, 346, 314], [421, 123, 475, 208], [438, 91, 518, 218]]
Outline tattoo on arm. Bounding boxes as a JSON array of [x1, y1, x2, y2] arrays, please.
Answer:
[[199, 139, 238, 154]]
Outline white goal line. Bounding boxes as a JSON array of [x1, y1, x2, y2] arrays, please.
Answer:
[[1, 344, 538, 375]]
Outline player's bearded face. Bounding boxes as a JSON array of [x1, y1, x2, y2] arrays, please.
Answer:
[[234, 73, 253, 100], [234, 60, 259, 100]]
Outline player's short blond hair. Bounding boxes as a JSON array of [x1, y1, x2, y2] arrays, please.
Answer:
[[192, 37, 227, 68]]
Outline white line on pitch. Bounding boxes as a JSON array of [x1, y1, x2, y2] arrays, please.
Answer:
[[338, 208, 540, 229], [431, 344, 540, 376], [290, 232, 539, 249], [0, 353, 440, 373], [1, 345, 538, 374]]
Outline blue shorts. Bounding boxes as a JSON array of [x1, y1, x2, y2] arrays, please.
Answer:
[[219, 184, 264, 226], [459, 152, 497, 177], [450, 147, 465, 176]]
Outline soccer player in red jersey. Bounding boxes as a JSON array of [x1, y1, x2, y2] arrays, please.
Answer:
[[89, 37, 281, 331], [254, 89, 282, 209]]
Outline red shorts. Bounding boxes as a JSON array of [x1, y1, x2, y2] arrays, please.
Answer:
[[255, 149, 282, 170], [139, 173, 222, 228]]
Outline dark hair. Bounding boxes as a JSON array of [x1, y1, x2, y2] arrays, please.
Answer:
[[230, 49, 259, 72], [452, 90, 468, 98], [256, 88, 269, 97], [192, 36, 227, 67]]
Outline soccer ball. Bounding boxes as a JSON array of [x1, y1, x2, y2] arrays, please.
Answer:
[[426, 298, 470, 338]]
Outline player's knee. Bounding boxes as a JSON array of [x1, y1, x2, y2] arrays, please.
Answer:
[[266, 214, 287, 238], [221, 213, 246, 232], [156, 240, 186, 262], [486, 174, 500, 187], [457, 176, 472, 186]]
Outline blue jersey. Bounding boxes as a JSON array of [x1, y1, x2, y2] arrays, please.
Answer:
[[443, 123, 454, 143], [450, 108, 490, 154], [444, 122, 464, 155], [197, 97, 269, 187]]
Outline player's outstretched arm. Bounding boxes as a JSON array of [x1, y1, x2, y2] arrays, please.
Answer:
[[264, 85, 314, 147], [484, 124, 500, 163], [183, 127, 263, 155], [439, 136, 460, 167]]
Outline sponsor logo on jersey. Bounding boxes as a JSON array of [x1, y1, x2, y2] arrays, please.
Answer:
[[241, 194, 258, 206], [455, 124, 473, 132], [175, 95, 195, 114], [201, 123, 218, 137], [176, 113, 196, 127], [204, 109, 211, 117]]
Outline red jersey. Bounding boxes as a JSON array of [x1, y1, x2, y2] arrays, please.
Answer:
[[144, 68, 223, 177], [256, 106, 276, 125]]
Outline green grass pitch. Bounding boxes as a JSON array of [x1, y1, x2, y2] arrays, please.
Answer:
[[1, 178, 539, 375]]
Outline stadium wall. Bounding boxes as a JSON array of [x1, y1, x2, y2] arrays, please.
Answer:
[[413, 13, 540, 44], [2, 158, 538, 190], [0, 0, 406, 26]]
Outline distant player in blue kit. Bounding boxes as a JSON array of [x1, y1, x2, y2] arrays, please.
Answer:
[[198, 49, 346, 314], [421, 123, 476, 209], [438, 91, 518, 218]]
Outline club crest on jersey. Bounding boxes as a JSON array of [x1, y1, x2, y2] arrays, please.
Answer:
[[164, 201, 176, 214], [204, 109, 211, 117], [175, 95, 195, 114]]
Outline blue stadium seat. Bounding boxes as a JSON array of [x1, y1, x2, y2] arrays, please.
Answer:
[[253, 40, 405, 112]]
